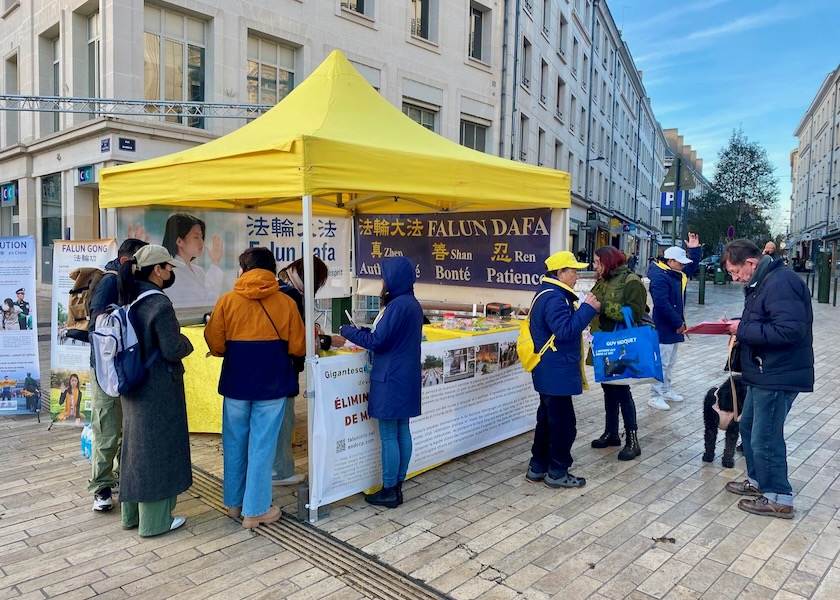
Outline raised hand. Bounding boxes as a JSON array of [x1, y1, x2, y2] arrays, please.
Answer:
[[584, 294, 601, 312], [686, 232, 700, 248], [127, 223, 152, 242], [208, 234, 224, 266]]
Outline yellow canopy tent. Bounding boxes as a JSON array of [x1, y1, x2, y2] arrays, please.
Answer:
[[99, 50, 570, 216]]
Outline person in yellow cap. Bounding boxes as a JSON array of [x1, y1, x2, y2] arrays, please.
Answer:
[[525, 251, 600, 489]]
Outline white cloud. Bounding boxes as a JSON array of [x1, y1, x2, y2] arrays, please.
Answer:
[[685, 9, 787, 41]]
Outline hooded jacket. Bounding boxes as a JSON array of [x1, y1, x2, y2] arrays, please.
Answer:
[[736, 257, 814, 392], [530, 276, 597, 396], [339, 257, 423, 419], [647, 247, 701, 344], [205, 268, 306, 400]]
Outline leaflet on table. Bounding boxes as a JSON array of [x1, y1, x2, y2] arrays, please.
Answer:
[[0, 236, 42, 415], [309, 330, 538, 509], [353, 209, 551, 290], [49, 239, 117, 426]]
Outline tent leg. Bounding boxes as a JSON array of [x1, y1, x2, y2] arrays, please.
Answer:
[[302, 194, 319, 523]]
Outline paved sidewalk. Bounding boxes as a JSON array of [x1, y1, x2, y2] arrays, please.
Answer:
[[1, 281, 838, 599]]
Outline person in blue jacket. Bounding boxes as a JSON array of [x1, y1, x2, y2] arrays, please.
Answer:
[[722, 239, 813, 519], [646, 234, 702, 410], [525, 251, 600, 489], [340, 257, 423, 508]]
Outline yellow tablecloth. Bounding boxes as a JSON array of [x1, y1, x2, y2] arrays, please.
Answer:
[[181, 326, 224, 434]]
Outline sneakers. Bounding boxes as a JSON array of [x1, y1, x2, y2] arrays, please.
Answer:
[[737, 497, 794, 519], [272, 473, 306, 486], [662, 390, 684, 402], [525, 467, 546, 483], [725, 480, 762, 496], [93, 488, 114, 512], [544, 472, 586, 488], [170, 516, 187, 531], [647, 397, 670, 411]]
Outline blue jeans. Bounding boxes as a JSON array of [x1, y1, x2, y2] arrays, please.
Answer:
[[601, 384, 637, 433], [740, 387, 797, 505], [222, 397, 286, 517], [378, 419, 412, 488], [272, 396, 296, 479], [529, 394, 576, 478]]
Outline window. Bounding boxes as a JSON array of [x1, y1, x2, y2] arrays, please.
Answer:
[[582, 55, 588, 89], [570, 95, 577, 131], [3, 53, 18, 145], [460, 119, 487, 152], [542, 0, 550, 34], [519, 114, 529, 161], [341, 0, 374, 18], [537, 129, 545, 166], [521, 37, 532, 88], [571, 38, 579, 77], [87, 13, 100, 98], [539, 60, 548, 104], [52, 38, 60, 132], [558, 14, 568, 56], [555, 76, 566, 120], [468, 3, 491, 62], [554, 141, 564, 170], [144, 6, 206, 128], [411, 0, 438, 42], [403, 101, 438, 132], [247, 36, 296, 106], [41, 174, 62, 285]]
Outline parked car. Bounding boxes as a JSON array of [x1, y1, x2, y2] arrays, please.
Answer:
[[698, 255, 720, 279]]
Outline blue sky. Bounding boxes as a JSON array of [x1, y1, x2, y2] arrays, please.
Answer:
[[617, 0, 840, 232]]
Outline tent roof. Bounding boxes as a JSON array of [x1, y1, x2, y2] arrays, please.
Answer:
[[99, 50, 570, 216]]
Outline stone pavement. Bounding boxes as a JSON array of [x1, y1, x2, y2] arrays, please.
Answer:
[[2, 280, 839, 599]]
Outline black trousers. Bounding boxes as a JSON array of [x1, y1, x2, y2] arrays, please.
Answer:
[[529, 393, 577, 477], [601, 384, 638, 434]]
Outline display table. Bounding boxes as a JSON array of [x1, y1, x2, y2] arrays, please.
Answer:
[[181, 326, 224, 434]]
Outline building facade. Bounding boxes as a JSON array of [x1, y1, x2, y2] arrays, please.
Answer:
[[1, 0, 666, 283], [659, 128, 711, 249], [790, 64, 840, 262]]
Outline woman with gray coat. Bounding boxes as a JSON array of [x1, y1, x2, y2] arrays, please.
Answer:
[[117, 245, 194, 536]]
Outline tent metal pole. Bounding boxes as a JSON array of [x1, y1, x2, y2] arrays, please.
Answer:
[[302, 194, 319, 522]]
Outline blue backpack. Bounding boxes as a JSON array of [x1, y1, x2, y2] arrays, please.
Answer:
[[90, 290, 163, 396]]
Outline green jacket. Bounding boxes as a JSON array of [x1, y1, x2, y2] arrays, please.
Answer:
[[589, 265, 647, 333]]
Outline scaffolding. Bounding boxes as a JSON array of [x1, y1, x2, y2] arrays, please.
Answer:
[[0, 94, 273, 120]]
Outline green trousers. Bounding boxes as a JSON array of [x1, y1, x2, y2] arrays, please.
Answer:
[[121, 496, 177, 537], [88, 375, 122, 494]]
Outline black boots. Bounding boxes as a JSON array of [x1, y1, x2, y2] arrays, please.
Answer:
[[396, 481, 404, 505], [618, 429, 642, 461], [591, 431, 622, 449], [365, 485, 399, 508]]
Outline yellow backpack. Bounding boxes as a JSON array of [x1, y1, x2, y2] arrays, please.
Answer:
[[517, 289, 556, 372]]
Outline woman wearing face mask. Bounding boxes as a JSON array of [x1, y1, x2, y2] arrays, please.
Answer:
[[116, 244, 194, 537], [1, 298, 21, 330], [56, 373, 84, 424], [161, 213, 224, 308], [272, 257, 346, 485], [339, 257, 423, 508], [205, 247, 306, 527]]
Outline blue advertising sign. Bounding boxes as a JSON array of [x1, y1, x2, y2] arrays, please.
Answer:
[[1, 181, 17, 207], [354, 209, 551, 289], [660, 191, 684, 216]]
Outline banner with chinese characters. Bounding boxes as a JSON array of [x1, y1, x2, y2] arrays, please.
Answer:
[[309, 330, 538, 511], [115, 209, 351, 308], [354, 209, 551, 289], [0, 236, 42, 415], [49, 239, 117, 426]]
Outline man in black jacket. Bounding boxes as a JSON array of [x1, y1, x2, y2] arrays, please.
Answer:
[[722, 239, 813, 519]]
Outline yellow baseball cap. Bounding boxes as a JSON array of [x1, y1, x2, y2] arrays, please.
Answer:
[[545, 251, 589, 271]]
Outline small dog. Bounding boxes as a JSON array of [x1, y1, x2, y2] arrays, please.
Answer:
[[702, 374, 746, 468]]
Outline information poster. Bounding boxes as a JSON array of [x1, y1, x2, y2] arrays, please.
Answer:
[[310, 330, 538, 509], [354, 209, 551, 289], [0, 236, 42, 415], [115, 208, 352, 308], [49, 239, 117, 426]]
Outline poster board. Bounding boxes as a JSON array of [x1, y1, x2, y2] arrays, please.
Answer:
[[0, 236, 42, 415], [49, 239, 118, 426], [309, 330, 538, 509]]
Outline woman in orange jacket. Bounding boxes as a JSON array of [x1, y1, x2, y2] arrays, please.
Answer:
[[205, 247, 306, 528]]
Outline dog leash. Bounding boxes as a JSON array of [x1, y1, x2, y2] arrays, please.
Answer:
[[727, 335, 739, 423]]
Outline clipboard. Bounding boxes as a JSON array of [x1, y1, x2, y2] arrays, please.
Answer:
[[684, 322, 732, 335]]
